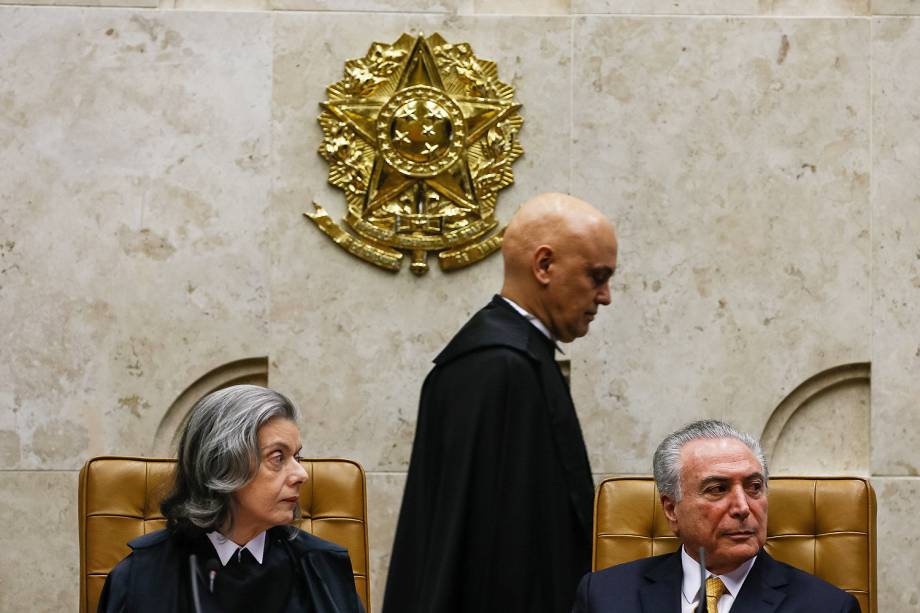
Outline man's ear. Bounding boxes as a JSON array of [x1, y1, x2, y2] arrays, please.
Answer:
[[532, 245, 553, 285], [661, 494, 680, 534]]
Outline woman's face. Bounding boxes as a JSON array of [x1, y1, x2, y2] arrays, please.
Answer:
[[231, 417, 307, 538]]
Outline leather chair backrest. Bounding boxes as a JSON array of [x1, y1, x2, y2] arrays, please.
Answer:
[[79, 457, 370, 612], [593, 476, 876, 613]]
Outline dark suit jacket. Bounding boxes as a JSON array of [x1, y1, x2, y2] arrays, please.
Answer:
[[572, 550, 860, 613], [97, 527, 364, 613]]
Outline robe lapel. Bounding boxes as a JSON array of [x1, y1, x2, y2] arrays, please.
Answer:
[[638, 552, 683, 613], [533, 336, 594, 539], [732, 552, 788, 613], [300, 552, 343, 613]]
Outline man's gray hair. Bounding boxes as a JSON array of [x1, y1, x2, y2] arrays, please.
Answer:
[[161, 384, 299, 534], [652, 419, 768, 501]]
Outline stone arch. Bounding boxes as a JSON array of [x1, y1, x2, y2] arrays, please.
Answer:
[[761, 362, 870, 475], [151, 357, 269, 455]]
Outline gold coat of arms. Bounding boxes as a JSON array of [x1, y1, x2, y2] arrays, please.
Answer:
[[307, 33, 524, 275]]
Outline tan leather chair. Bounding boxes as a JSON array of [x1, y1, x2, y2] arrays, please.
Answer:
[[593, 476, 876, 613], [79, 457, 370, 613]]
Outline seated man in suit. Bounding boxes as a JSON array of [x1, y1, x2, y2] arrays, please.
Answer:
[[572, 419, 860, 613]]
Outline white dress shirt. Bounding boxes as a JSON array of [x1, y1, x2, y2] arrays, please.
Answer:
[[501, 296, 554, 341], [680, 546, 756, 613], [206, 530, 266, 566]]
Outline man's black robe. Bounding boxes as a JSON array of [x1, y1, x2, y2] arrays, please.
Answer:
[[383, 296, 595, 613]]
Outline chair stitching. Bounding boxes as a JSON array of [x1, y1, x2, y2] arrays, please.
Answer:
[[812, 480, 817, 576], [310, 461, 316, 519], [144, 461, 151, 526], [86, 513, 150, 519]]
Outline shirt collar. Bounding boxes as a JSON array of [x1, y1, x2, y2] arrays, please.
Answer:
[[500, 296, 555, 343], [680, 545, 757, 605], [206, 530, 266, 566]]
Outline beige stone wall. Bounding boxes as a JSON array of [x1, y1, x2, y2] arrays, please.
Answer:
[[2, 1, 919, 611]]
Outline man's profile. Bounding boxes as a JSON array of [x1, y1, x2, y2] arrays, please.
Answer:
[[572, 420, 860, 612], [383, 192, 618, 613]]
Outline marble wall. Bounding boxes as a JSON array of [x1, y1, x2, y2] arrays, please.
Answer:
[[1, 1, 919, 611]]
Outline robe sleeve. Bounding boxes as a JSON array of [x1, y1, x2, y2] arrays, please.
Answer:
[[96, 555, 132, 613], [841, 593, 861, 613], [302, 548, 366, 613]]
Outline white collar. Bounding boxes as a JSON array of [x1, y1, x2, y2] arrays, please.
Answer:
[[501, 296, 554, 342], [206, 530, 266, 566], [680, 545, 756, 606]]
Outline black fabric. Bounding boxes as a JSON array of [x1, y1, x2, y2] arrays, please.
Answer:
[[96, 527, 363, 613], [571, 550, 861, 613], [383, 295, 595, 613], [206, 536, 295, 613]]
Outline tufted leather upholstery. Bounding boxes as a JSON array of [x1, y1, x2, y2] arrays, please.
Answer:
[[79, 457, 370, 613], [593, 476, 876, 613]]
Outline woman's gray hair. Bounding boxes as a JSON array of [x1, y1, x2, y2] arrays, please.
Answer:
[[652, 419, 768, 501], [161, 384, 300, 535]]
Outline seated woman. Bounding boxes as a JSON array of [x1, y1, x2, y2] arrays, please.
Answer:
[[98, 385, 365, 613]]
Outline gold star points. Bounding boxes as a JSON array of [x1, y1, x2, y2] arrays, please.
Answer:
[[313, 33, 523, 274]]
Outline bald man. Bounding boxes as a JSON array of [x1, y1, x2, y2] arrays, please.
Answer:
[[383, 193, 618, 613]]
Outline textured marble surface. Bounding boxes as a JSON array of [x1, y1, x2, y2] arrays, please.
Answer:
[[0, 7, 273, 469], [268, 0, 461, 12], [365, 472, 406, 612], [873, 478, 920, 612], [760, 0, 869, 14], [472, 0, 571, 14], [870, 17, 920, 476], [772, 0, 869, 14], [769, 378, 870, 475], [0, 471, 80, 612], [570, 16, 871, 474], [0, 0, 911, 14], [573, 0, 760, 13], [872, 0, 920, 14], [170, 0, 269, 9], [0, 0, 155, 6], [268, 12, 572, 471], [571, 0, 869, 14]]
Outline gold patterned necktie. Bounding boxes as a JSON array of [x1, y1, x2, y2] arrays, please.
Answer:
[[706, 576, 727, 613]]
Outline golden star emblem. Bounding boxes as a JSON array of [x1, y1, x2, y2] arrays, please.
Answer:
[[307, 33, 524, 275]]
